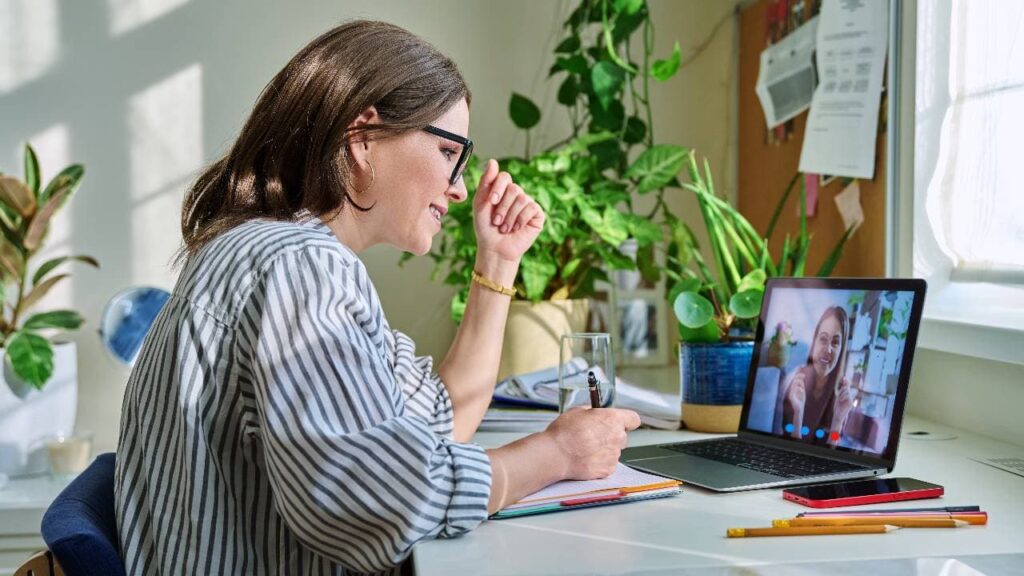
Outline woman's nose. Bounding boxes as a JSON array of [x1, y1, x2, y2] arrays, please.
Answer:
[[447, 179, 468, 203]]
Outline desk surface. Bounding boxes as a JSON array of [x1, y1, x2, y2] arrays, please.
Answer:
[[414, 416, 1024, 575]]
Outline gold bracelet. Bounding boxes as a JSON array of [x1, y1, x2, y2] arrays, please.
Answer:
[[471, 270, 517, 297]]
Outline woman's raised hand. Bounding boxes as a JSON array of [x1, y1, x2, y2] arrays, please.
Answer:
[[543, 407, 641, 480], [785, 372, 808, 437], [473, 159, 545, 263]]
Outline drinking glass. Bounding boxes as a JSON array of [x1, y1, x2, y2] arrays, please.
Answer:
[[46, 432, 93, 480], [558, 333, 615, 413]]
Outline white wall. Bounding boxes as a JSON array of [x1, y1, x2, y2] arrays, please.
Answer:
[[1, 0, 740, 453]]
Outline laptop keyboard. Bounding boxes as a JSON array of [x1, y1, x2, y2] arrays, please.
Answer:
[[663, 438, 867, 479]]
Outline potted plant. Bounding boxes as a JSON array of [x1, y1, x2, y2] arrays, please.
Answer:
[[423, 0, 687, 379], [666, 152, 853, 432], [0, 144, 99, 475]]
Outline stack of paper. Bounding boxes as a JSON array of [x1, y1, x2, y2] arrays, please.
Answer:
[[478, 407, 557, 432], [493, 463, 681, 519], [491, 362, 681, 430]]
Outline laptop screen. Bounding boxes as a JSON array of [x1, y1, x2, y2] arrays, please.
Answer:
[[742, 279, 925, 462]]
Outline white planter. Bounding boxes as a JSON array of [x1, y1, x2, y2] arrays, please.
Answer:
[[0, 341, 77, 476]]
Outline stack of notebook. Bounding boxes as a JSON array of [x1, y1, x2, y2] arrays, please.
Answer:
[[492, 463, 682, 519]]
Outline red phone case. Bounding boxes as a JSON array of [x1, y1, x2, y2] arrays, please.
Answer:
[[782, 486, 944, 508]]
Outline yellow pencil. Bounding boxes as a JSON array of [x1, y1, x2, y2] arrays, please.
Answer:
[[726, 525, 899, 538], [775, 518, 968, 529]]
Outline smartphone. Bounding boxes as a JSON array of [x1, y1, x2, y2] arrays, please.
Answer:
[[782, 477, 944, 508]]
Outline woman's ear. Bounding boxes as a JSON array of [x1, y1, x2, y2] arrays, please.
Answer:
[[345, 105, 380, 167]]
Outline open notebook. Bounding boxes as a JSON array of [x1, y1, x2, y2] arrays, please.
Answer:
[[492, 463, 682, 519]]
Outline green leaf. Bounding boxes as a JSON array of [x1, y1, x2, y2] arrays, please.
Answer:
[[596, 205, 630, 246], [32, 255, 100, 286], [627, 216, 662, 246], [557, 75, 579, 106], [625, 144, 688, 194], [589, 99, 625, 132], [652, 41, 682, 81], [20, 273, 68, 311], [816, 225, 855, 277], [678, 319, 721, 343], [673, 291, 714, 328], [520, 256, 557, 301], [624, 116, 646, 144], [612, 0, 645, 15], [23, 144, 41, 198], [555, 54, 588, 75], [554, 35, 581, 53], [636, 243, 660, 284], [736, 269, 767, 294], [5, 331, 54, 389], [23, 187, 70, 252], [729, 289, 763, 319], [450, 289, 468, 324], [22, 310, 85, 331], [509, 93, 541, 130], [39, 164, 84, 207], [591, 61, 625, 109], [587, 138, 623, 171]]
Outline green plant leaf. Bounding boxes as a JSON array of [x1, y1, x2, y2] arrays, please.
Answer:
[[5, 331, 54, 389], [612, 0, 644, 15], [627, 216, 662, 245], [678, 319, 721, 343], [39, 164, 84, 207], [589, 99, 625, 132], [557, 75, 579, 106], [729, 289, 763, 319], [0, 242, 24, 280], [673, 291, 714, 328], [736, 268, 767, 294], [22, 310, 84, 331], [520, 256, 557, 302], [624, 116, 646, 144], [555, 54, 588, 75], [555, 35, 581, 53], [509, 93, 541, 130], [587, 138, 623, 171], [24, 144, 41, 198], [625, 144, 687, 194], [591, 61, 626, 109], [31, 254, 100, 286], [816, 225, 855, 277], [652, 41, 681, 81], [0, 175, 37, 219]]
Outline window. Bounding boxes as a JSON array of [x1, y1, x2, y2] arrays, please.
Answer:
[[911, 0, 1024, 364]]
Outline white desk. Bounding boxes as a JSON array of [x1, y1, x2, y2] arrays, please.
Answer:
[[0, 475, 69, 576], [414, 416, 1024, 575]]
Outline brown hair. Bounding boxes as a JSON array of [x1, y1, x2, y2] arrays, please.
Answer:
[[178, 20, 470, 260], [805, 306, 850, 394]]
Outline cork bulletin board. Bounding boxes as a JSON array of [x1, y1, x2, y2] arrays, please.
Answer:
[[738, 0, 887, 278]]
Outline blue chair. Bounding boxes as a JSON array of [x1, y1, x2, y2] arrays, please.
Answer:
[[39, 453, 125, 576]]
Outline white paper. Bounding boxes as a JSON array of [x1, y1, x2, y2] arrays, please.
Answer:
[[504, 463, 674, 509], [833, 180, 865, 232], [756, 16, 819, 128], [799, 0, 888, 178]]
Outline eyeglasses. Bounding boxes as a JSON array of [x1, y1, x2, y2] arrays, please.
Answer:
[[423, 124, 473, 186]]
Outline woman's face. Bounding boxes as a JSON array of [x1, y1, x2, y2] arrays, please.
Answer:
[[365, 99, 470, 255], [811, 315, 843, 376]]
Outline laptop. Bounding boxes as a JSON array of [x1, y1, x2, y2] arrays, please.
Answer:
[[621, 277, 927, 492]]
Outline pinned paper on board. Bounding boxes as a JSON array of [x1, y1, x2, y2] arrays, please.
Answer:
[[755, 16, 819, 129], [834, 180, 864, 234], [798, 173, 819, 217]]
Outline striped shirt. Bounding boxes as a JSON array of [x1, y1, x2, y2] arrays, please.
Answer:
[[114, 217, 492, 575]]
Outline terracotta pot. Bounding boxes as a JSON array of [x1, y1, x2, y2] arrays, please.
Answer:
[[0, 341, 78, 475], [498, 299, 590, 382]]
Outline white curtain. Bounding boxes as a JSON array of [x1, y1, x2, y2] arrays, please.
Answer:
[[916, 0, 1024, 279]]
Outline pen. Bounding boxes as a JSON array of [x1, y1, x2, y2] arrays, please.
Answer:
[[587, 371, 601, 408], [726, 525, 899, 538], [784, 513, 987, 526], [774, 517, 970, 529]]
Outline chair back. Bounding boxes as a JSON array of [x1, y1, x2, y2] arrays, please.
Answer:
[[40, 453, 125, 576]]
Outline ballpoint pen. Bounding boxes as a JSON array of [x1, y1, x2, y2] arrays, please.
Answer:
[[588, 371, 601, 408]]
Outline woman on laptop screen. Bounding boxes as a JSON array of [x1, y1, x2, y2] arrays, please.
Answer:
[[782, 306, 856, 444]]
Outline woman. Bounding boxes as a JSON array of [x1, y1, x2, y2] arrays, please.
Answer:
[[782, 306, 856, 444], [114, 21, 640, 575]]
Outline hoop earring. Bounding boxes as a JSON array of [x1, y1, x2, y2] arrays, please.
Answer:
[[353, 160, 375, 194]]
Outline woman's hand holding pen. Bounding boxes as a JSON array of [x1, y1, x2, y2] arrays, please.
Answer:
[[543, 408, 641, 480]]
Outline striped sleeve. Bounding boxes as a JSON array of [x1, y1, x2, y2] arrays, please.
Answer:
[[245, 248, 491, 573], [387, 329, 455, 439]]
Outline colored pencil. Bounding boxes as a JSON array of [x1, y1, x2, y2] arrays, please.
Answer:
[[775, 517, 969, 528], [726, 525, 898, 538]]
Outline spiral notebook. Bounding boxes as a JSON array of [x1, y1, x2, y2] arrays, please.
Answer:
[[492, 463, 682, 519]]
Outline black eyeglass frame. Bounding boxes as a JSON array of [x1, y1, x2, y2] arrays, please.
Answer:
[[423, 125, 473, 186]]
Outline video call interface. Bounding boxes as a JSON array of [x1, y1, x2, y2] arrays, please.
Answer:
[[744, 287, 917, 457]]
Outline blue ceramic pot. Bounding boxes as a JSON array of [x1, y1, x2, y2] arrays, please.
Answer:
[[679, 341, 754, 407]]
